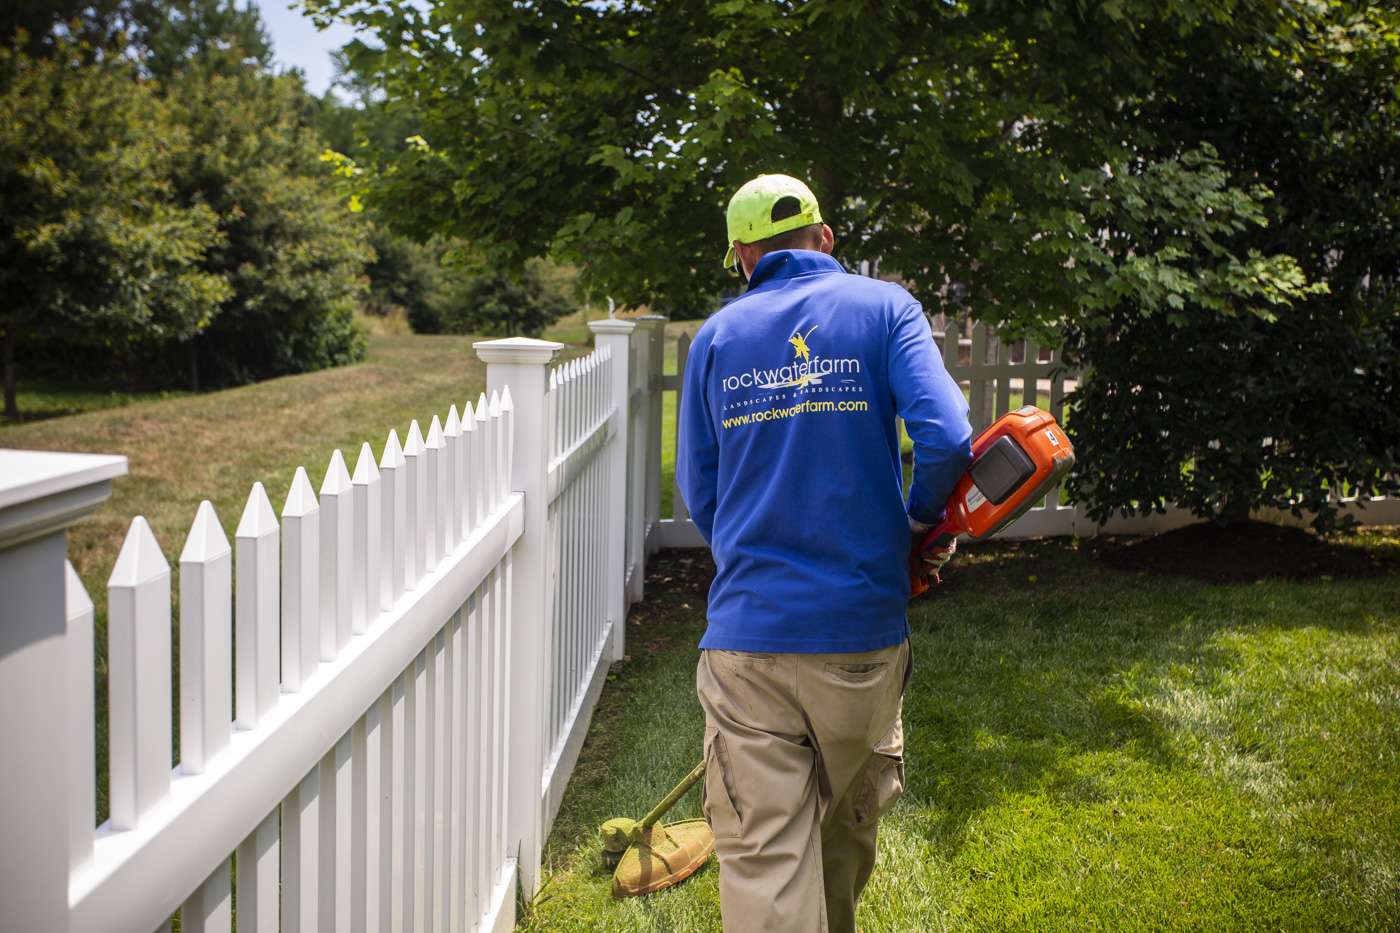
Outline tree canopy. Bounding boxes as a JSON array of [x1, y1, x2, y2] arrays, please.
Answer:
[[321, 0, 1398, 527], [2, 0, 371, 410], [0, 40, 228, 416], [316, 1, 1317, 324]]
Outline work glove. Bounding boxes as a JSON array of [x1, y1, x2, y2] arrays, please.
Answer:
[[917, 536, 957, 584]]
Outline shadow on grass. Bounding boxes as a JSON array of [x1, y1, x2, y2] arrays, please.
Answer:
[[528, 530, 1400, 930]]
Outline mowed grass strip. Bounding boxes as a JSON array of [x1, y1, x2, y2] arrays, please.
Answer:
[[522, 531, 1400, 932], [0, 332, 586, 821]]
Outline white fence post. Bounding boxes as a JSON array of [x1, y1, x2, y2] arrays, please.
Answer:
[[589, 319, 636, 660], [0, 450, 126, 933], [636, 315, 668, 557], [625, 325, 650, 604], [473, 335, 562, 897]]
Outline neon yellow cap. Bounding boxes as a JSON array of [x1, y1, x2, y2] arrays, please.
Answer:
[[723, 173, 823, 269]]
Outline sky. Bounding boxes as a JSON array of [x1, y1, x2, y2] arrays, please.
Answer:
[[254, 0, 363, 97]]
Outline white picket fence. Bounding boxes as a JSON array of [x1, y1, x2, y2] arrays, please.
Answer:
[[648, 318, 1400, 546], [0, 322, 656, 933]]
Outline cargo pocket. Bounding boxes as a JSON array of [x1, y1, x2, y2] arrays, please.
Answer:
[[854, 720, 905, 826], [701, 726, 743, 839]]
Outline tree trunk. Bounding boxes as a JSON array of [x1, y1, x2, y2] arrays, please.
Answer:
[[187, 339, 200, 392], [807, 87, 847, 220], [2, 326, 17, 420]]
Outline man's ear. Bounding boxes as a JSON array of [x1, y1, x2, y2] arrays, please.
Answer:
[[819, 224, 834, 255], [736, 241, 759, 280]]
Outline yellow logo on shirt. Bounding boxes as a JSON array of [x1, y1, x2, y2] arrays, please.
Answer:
[[788, 326, 817, 362]]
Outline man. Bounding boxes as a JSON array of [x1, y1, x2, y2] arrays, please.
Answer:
[[677, 173, 973, 933]]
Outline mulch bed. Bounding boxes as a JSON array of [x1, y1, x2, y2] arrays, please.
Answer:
[[1098, 519, 1396, 583]]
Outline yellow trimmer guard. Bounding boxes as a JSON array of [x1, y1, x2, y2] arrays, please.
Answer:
[[611, 819, 715, 898]]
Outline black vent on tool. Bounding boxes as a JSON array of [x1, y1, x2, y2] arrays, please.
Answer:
[[969, 436, 1036, 505]]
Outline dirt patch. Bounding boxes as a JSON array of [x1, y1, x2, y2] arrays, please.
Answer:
[[617, 551, 714, 658], [1099, 520, 1397, 583], [645, 549, 715, 595]]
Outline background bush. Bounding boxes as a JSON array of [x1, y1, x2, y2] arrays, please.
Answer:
[[3, 0, 373, 409], [411, 261, 573, 338], [1063, 7, 1400, 529]]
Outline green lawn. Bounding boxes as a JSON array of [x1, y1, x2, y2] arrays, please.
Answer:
[[522, 531, 1400, 931]]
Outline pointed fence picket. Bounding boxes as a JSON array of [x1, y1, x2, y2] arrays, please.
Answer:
[[403, 419, 427, 587], [321, 449, 354, 661], [352, 443, 381, 637], [281, 467, 320, 692], [236, 484, 280, 730], [107, 516, 172, 832], [178, 500, 231, 775]]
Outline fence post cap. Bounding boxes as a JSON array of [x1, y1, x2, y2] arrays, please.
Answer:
[[0, 448, 126, 551], [473, 336, 563, 366], [587, 319, 637, 335], [633, 313, 669, 323]]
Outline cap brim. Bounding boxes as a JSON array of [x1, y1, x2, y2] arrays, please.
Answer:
[[723, 244, 736, 269]]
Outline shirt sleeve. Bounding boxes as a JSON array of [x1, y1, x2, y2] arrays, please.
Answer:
[[888, 303, 973, 525], [676, 330, 718, 544]]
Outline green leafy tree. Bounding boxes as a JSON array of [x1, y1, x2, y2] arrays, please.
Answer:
[[1062, 3, 1400, 529], [0, 41, 227, 417], [137, 0, 273, 79], [313, 44, 421, 156], [413, 261, 572, 338], [8, 0, 371, 393], [315, 44, 449, 328], [319, 0, 1397, 529], [362, 227, 445, 318], [157, 57, 370, 387], [308, 1, 1313, 325], [114, 0, 369, 388]]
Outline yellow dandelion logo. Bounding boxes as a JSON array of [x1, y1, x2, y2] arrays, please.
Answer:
[[788, 325, 818, 361]]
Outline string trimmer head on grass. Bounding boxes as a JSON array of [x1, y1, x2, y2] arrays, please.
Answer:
[[600, 760, 715, 898]]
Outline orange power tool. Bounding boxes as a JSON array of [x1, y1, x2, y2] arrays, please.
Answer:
[[909, 406, 1075, 598]]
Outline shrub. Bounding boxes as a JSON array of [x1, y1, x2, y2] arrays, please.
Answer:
[[1063, 300, 1400, 531], [412, 262, 573, 338]]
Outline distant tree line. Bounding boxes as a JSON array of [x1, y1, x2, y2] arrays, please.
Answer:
[[1, 0, 365, 415], [0, 0, 576, 419]]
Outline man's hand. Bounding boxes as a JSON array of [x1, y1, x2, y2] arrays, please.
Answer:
[[917, 536, 956, 584]]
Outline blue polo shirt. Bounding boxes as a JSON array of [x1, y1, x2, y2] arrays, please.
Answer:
[[677, 250, 973, 653]]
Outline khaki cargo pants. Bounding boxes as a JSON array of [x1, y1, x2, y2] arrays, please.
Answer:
[[696, 639, 910, 933]]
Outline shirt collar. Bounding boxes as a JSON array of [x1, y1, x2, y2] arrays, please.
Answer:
[[746, 249, 844, 292]]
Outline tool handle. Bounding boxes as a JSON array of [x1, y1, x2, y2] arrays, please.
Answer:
[[908, 528, 957, 598], [639, 760, 706, 831]]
